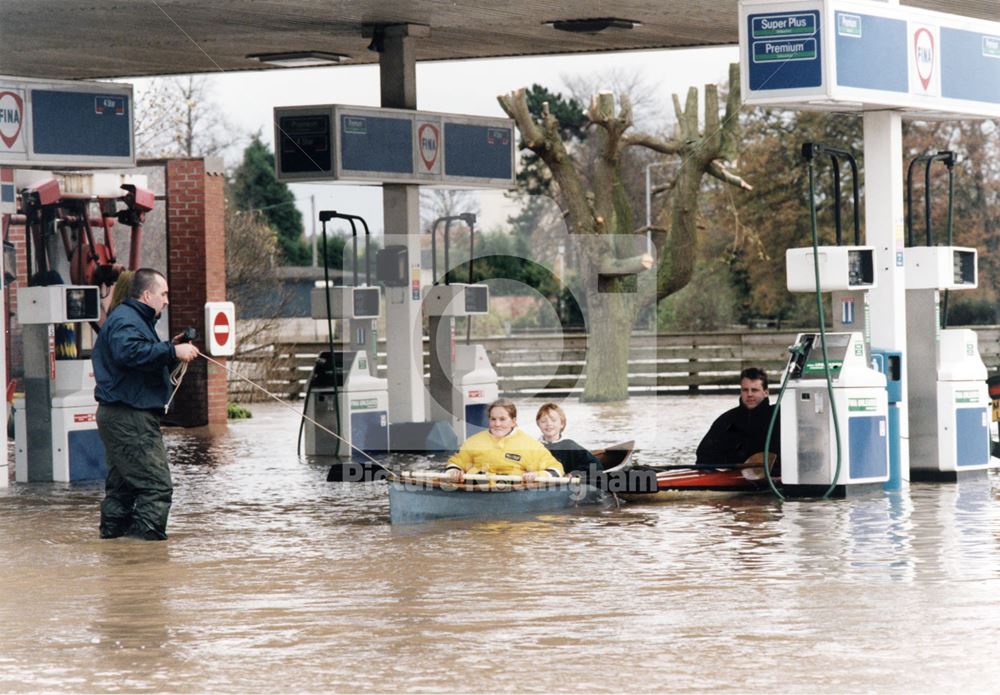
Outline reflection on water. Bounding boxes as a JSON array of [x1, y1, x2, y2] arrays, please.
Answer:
[[2, 396, 1000, 693]]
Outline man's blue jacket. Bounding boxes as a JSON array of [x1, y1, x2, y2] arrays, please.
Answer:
[[92, 298, 177, 411]]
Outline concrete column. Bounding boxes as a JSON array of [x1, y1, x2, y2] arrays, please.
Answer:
[[380, 25, 427, 424], [863, 110, 909, 482], [163, 157, 228, 427]]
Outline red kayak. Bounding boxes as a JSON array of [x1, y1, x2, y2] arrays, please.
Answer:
[[653, 465, 778, 492]]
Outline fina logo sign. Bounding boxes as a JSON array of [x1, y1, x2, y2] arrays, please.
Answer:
[[910, 23, 940, 96], [417, 121, 440, 174], [0, 89, 25, 151]]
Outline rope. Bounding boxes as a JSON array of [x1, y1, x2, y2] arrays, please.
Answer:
[[164, 361, 188, 415], [198, 353, 386, 469]]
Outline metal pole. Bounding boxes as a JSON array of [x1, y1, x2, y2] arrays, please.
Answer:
[[644, 163, 653, 254], [311, 194, 317, 268]]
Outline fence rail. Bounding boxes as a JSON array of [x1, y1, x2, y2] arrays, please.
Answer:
[[228, 327, 1000, 401]]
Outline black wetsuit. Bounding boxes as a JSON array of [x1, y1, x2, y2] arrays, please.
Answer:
[[695, 399, 780, 467]]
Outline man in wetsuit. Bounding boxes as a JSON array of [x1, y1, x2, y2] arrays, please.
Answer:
[[695, 367, 780, 467]]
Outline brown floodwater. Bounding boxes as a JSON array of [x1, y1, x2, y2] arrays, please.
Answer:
[[2, 396, 999, 693]]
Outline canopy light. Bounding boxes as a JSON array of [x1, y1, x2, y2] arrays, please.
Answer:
[[248, 51, 350, 67], [544, 18, 640, 34]]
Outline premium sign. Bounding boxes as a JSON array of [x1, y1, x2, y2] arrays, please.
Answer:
[[740, 0, 1000, 118]]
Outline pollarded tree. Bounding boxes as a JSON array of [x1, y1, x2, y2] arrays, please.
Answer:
[[498, 63, 750, 401]]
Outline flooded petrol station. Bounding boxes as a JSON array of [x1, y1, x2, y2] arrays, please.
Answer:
[[3, 395, 1000, 693], [5, 0, 1000, 692]]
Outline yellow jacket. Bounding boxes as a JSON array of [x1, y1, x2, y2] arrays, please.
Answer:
[[446, 428, 565, 477]]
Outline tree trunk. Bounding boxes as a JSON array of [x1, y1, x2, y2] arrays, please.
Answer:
[[582, 288, 637, 402]]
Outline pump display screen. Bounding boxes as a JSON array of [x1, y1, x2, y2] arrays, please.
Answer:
[[278, 114, 332, 175], [464, 285, 489, 314], [847, 249, 874, 286], [953, 250, 975, 285], [65, 287, 99, 321], [353, 288, 380, 318]]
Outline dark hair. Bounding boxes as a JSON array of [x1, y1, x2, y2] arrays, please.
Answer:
[[129, 268, 166, 299], [488, 398, 517, 420], [740, 367, 769, 390]]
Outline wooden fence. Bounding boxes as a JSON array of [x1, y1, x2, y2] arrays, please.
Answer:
[[229, 327, 1000, 401]]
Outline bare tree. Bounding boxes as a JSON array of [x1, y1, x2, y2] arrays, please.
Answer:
[[499, 63, 750, 401], [562, 68, 662, 132], [224, 206, 294, 402], [421, 189, 482, 282], [134, 76, 241, 160]]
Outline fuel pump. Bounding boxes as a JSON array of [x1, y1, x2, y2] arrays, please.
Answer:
[[301, 211, 388, 458], [15, 284, 103, 481], [904, 152, 992, 480], [777, 143, 890, 495], [424, 214, 498, 443]]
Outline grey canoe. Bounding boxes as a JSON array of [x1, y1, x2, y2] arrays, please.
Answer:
[[388, 441, 635, 524]]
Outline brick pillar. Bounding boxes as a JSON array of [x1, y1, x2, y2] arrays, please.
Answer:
[[163, 158, 227, 427]]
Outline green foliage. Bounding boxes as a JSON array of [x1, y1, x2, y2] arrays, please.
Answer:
[[517, 85, 587, 196], [227, 402, 252, 419], [945, 296, 998, 326], [230, 135, 308, 265], [443, 230, 559, 296], [315, 232, 346, 270]]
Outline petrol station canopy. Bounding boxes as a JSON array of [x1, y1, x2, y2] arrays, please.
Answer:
[[4, 0, 1000, 80]]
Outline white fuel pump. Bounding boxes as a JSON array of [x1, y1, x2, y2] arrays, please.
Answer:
[[779, 332, 889, 490], [300, 211, 389, 458], [904, 151, 990, 481], [424, 283, 497, 442], [15, 284, 105, 481], [777, 143, 889, 495], [423, 213, 500, 445], [904, 152, 992, 481]]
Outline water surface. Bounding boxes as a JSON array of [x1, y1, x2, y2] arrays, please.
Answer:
[[2, 396, 999, 692]]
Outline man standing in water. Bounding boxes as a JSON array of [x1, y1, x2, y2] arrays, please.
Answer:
[[696, 367, 780, 467], [92, 268, 199, 540]]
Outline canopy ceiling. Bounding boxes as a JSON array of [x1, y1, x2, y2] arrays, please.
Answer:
[[3, 0, 999, 80]]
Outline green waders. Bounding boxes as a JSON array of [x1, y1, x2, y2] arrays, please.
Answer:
[[96, 404, 173, 540]]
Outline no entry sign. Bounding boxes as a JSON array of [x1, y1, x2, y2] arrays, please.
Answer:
[[204, 301, 235, 356]]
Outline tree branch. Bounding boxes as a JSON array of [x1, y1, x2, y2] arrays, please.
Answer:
[[598, 253, 655, 276], [707, 160, 754, 191], [621, 133, 686, 155]]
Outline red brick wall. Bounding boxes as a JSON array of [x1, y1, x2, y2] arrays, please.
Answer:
[[164, 158, 227, 427]]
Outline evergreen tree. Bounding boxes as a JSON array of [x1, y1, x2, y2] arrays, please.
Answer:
[[230, 135, 310, 265], [517, 85, 588, 196]]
